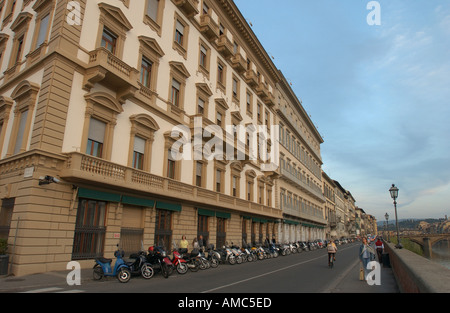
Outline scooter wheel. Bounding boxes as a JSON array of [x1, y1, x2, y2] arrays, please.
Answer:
[[117, 268, 131, 283], [176, 262, 188, 275], [93, 264, 104, 280], [141, 264, 154, 279]]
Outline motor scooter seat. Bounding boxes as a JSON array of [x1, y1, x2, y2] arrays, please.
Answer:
[[97, 257, 112, 264]]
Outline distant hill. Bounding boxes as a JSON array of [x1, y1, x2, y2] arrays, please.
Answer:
[[377, 218, 442, 230]]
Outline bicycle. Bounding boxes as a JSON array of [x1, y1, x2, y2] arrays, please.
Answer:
[[328, 253, 335, 269]]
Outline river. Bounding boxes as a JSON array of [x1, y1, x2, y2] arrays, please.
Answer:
[[430, 240, 450, 270]]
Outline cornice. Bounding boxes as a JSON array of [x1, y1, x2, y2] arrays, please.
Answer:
[[215, 0, 281, 85]]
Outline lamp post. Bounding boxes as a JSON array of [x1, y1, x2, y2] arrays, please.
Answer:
[[385, 212, 390, 242], [389, 184, 402, 249]]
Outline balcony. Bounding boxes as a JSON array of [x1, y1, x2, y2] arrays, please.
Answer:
[[256, 82, 269, 99], [199, 14, 219, 42], [263, 92, 276, 107], [171, 0, 199, 18], [244, 69, 258, 88], [83, 47, 140, 103], [280, 167, 326, 203], [61, 152, 283, 220], [216, 34, 234, 59], [231, 53, 246, 74]]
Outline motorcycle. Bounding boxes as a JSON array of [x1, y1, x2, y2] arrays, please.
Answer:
[[231, 243, 243, 264], [171, 242, 188, 274], [93, 244, 131, 283], [269, 243, 279, 258], [205, 244, 220, 268], [127, 251, 154, 279], [146, 245, 173, 278], [181, 249, 201, 272]]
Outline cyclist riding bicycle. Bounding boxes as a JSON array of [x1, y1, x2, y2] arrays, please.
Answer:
[[327, 240, 338, 267]]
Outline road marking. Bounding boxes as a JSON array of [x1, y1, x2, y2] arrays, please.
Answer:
[[201, 244, 358, 293], [56, 289, 85, 293], [22, 287, 64, 293]]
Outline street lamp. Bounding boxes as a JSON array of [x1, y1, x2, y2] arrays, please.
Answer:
[[389, 184, 402, 249], [385, 212, 390, 242]]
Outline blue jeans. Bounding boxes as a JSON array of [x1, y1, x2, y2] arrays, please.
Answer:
[[361, 257, 370, 277]]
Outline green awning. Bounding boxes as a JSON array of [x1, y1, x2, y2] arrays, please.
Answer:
[[156, 201, 182, 212], [78, 188, 121, 202], [216, 211, 231, 219], [198, 208, 216, 217], [121, 196, 155, 207]]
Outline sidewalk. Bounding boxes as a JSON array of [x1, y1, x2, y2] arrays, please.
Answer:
[[0, 268, 97, 293], [324, 258, 400, 293]]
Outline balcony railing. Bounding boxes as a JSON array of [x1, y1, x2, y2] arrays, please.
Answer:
[[171, 0, 199, 18], [61, 152, 282, 220], [216, 34, 234, 59], [199, 14, 219, 42], [84, 47, 139, 101], [280, 167, 325, 203]]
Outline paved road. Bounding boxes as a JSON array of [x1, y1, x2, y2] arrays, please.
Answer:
[[55, 242, 361, 293]]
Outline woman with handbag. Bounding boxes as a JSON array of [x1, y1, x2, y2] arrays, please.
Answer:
[[359, 237, 376, 280]]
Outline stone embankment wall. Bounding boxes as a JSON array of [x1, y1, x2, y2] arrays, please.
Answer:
[[384, 241, 450, 293]]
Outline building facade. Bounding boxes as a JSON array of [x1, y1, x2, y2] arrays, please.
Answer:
[[276, 73, 327, 242], [0, 0, 367, 277], [0, 0, 287, 276]]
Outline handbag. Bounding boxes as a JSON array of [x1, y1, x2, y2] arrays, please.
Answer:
[[359, 263, 365, 281]]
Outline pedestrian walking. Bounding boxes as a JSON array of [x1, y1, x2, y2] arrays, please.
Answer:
[[375, 237, 384, 262], [359, 237, 376, 280]]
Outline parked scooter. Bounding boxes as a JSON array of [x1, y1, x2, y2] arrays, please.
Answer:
[[93, 244, 131, 283], [171, 242, 188, 274], [205, 244, 220, 268], [146, 245, 173, 278], [127, 251, 154, 279]]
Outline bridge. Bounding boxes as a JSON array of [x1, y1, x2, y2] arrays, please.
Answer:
[[402, 234, 450, 258]]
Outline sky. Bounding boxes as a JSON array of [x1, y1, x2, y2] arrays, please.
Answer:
[[234, 0, 450, 221]]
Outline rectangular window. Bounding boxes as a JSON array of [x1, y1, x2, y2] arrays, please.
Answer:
[[15, 36, 24, 64], [247, 93, 252, 114], [101, 28, 117, 54], [155, 209, 172, 251], [197, 215, 209, 245], [216, 112, 222, 127], [147, 0, 159, 22], [216, 217, 226, 249], [86, 118, 106, 158], [13, 109, 28, 155], [200, 45, 207, 68], [0, 198, 14, 239], [167, 149, 176, 179], [232, 78, 238, 97], [197, 98, 205, 115], [232, 176, 237, 197], [140, 57, 153, 88], [216, 169, 222, 192], [72, 199, 106, 260], [171, 79, 181, 107], [202, 1, 209, 15], [196, 161, 203, 187], [175, 20, 184, 46], [36, 13, 50, 47], [218, 63, 224, 84], [132, 136, 146, 170]]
